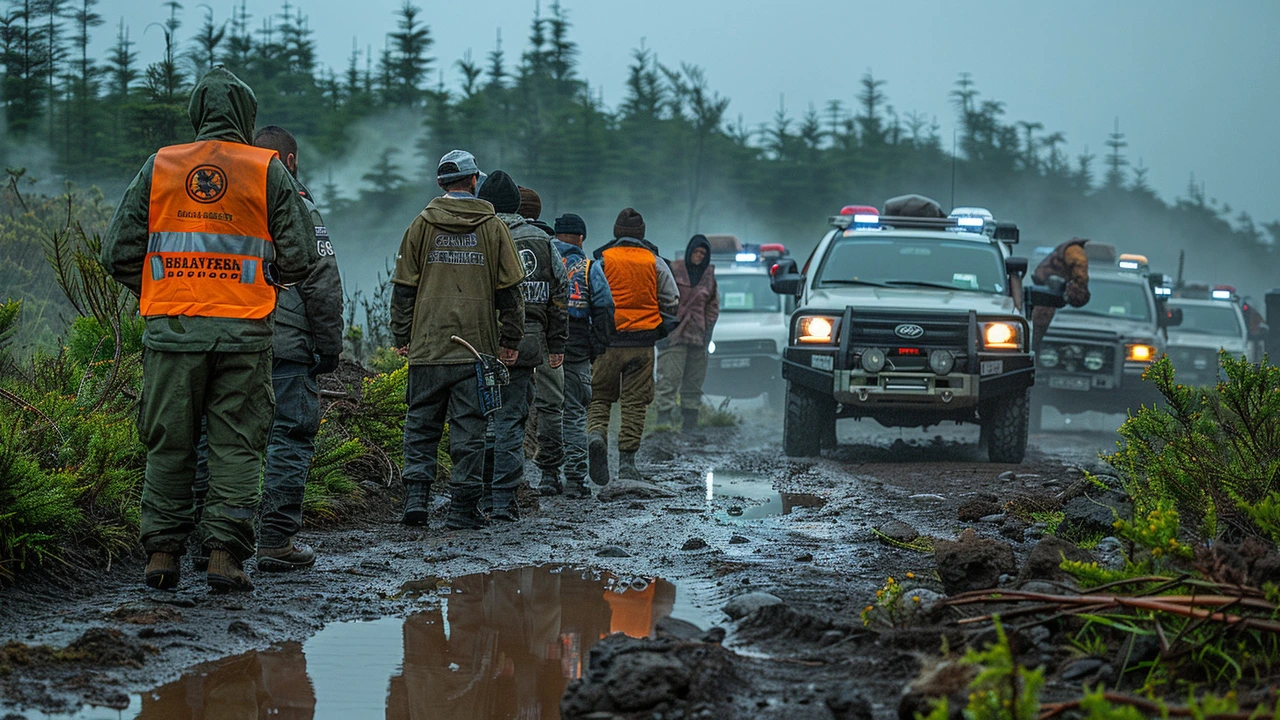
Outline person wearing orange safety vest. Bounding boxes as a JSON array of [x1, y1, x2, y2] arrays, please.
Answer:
[[100, 67, 320, 593], [587, 208, 679, 485]]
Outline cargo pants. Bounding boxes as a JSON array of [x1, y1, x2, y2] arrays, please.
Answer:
[[654, 344, 709, 416], [587, 345, 655, 454], [489, 366, 536, 511], [139, 349, 274, 562], [403, 363, 488, 516], [531, 354, 565, 475], [561, 360, 592, 484]]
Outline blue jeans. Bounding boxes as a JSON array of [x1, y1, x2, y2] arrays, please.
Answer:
[[259, 360, 320, 549], [488, 367, 535, 511], [403, 363, 488, 513], [562, 360, 591, 484]]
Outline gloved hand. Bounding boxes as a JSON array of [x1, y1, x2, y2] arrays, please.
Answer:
[[310, 353, 340, 378]]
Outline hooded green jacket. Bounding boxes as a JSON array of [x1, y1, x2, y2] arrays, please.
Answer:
[[100, 67, 320, 353]]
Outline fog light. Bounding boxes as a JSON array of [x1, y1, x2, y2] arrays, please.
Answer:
[[929, 349, 955, 375], [861, 348, 886, 373], [1040, 347, 1059, 368], [1084, 349, 1105, 371], [1126, 343, 1156, 363], [708, 341, 716, 354]]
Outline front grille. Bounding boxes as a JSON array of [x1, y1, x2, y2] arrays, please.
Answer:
[[1042, 341, 1116, 374], [844, 311, 970, 348], [1169, 348, 1217, 373], [715, 339, 776, 355]]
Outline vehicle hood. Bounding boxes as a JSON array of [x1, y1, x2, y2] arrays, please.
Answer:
[[1046, 313, 1159, 342], [805, 287, 1018, 317], [1166, 332, 1247, 353]]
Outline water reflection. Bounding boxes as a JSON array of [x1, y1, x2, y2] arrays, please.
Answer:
[[388, 568, 675, 719], [705, 470, 827, 520], [137, 642, 314, 719]]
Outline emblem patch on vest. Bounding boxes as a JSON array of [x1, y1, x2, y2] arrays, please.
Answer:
[[520, 249, 538, 278], [186, 165, 227, 203]]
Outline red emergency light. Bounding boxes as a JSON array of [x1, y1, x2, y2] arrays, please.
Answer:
[[759, 243, 786, 256], [1213, 284, 1237, 294], [839, 205, 878, 217]]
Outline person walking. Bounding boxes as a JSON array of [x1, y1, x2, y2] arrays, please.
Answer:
[[478, 174, 568, 519], [250, 125, 344, 571], [550, 213, 612, 498], [654, 234, 718, 433], [100, 67, 321, 592], [390, 151, 526, 530], [587, 208, 679, 485]]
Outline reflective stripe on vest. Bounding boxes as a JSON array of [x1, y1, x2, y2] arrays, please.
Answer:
[[601, 245, 660, 332], [142, 140, 278, 320]]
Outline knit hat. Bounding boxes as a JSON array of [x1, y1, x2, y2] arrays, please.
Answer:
[[614, 207, 645, 240], [477, 170, 521, 213], [437, 149, 480, 183], [554, 213, 586, 236], [518, 187, 542, 220]]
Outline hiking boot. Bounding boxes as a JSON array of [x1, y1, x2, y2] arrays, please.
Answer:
[[588, 431, 610, 486], [145, 551, 180, 590], [401, 482, 431, 526], [564, 478, 591, 499], [256, 539, 316, 572], [206, 550, 254, 593], [189, 544, 210, 572], [490, 495, 520, 522], [618, 451, 645, 483], [445, 508, 487, 531], [538, 470, 563, 496], [668, 408, 682, 427]]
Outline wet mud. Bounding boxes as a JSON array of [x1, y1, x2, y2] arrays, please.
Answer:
[[0, 407, 1122, 719]]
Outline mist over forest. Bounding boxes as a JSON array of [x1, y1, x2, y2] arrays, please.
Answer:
[[1, 0, 1276, 347]]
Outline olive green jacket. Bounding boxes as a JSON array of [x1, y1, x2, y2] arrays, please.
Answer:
[[100, 67, 319, 353]]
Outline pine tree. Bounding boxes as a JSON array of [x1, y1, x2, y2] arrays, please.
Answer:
[[1103, 117, 1128, 190], [485, 28, 505, 90], [384, 1, 432, 107], [856, 70, 886, 146], [2, 0, 51, 135], [188, 5, 224, 80], [104, 18, 135, 98]]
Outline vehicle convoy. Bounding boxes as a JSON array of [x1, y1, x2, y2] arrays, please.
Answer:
[[701, 240, 793, 408], [1031, 249, 1180, 430], [770, 201, 1057, 463]]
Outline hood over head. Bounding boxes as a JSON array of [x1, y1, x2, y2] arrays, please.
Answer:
[[423, 195, 498, 233], [684, 233, 711, 286], [188, 66, 258, 144]]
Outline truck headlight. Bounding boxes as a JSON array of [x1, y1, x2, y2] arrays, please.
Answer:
[[1126, 343, 1156, 363], [861, 348, 886, 372], [982, 322, 1020, 350], [1039, 347, 1059, 368], [1083, 349, 1105, 371], [797, 315, 839, 344]]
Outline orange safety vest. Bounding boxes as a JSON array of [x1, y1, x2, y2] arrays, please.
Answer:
[[141, 140, 279, 320], [601, 245, 660, 332]]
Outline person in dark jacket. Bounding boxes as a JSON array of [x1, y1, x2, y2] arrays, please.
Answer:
[[100, 67, 320, 592], [655, 234, 718, 432], [551, 213, 612, 497], [1031, 238, 1091, 353], [480, 173, 568, 520]]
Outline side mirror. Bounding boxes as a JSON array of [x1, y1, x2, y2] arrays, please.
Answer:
[[770, 258, 802, 296], [1005, 256, 1028, 278], [1027, 275, 1067, 309], [1159, 306, 1183, 328]]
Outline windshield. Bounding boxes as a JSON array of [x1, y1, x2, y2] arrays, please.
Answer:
[[1170, 303, 1245, 337], [1059, 277, 1152, 322], [814, 235, 1005, 293], [717, 272, 780, 313]]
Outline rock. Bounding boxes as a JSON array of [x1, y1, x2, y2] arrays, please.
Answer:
[[1093, 536, 1126, 571], [722, 591, 783, 620], [605, 652, 690, 711], [824, 681, 873, 720], [596, 545, 632, 558], [876, 519, 920, 543], [655, 616, 703, 641], [697, 627, 726, 644], [933, 529, 1017, 594], [1060, 657, 1106, 682], [1000, 517, 1030, 542], [819, 629, 846, 646], [794, 552, 814, 562], [598, 480, 677, 502], [227, 620, 259, 639], [898, 661, 979, 720], [957, 498, 1002, 522], [978, 513, 1005, 523], [998, 470, 1017, 481], [729, 534, 750, 545], [1060, 493, 1131, 538], [1018, 536, 1095, 583], [899, 588, 948, 622], [681, 537, 708, 551], [64, 628, 149, 668], [628, 501, 645, 510]]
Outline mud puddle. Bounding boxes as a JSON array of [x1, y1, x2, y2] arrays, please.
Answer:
[[705, 470, 826, 521], [24, 566, 698, 720]]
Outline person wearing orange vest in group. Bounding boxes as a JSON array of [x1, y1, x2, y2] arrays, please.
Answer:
[[100, 67, 320, 593], [587, 208, 679, 485]]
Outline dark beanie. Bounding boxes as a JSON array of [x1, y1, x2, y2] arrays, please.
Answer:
[[614, 207, 645, 240], [518, 186, 542, 220], [554, 213, 586, 236], [478, 170, 520, 213]]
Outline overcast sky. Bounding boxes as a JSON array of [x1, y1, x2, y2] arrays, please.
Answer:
[[93, 0, 1280, 223]]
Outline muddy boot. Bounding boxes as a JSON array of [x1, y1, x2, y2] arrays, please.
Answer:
[[618, 451, 646, 483], [490, 493, 520, 522], [588, 431, 610, 486], [145, 551, 180, 590], [206, 550, 253, 593], [681, 408, 703, 437], [563, 478, 591, 499], [401, 482, 431, 526], [446, 509, 487, 531], [539, 469, 563, 496], [256, 539, 316, 572]]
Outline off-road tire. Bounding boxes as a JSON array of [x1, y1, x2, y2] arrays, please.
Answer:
[[783, 382, 833, 457], [982, 388, 1030, 464]]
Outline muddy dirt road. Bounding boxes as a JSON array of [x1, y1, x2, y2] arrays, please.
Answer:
[[0, 405, 1120, 719]]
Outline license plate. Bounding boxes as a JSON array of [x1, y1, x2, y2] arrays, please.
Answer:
[[980, 360, 1003, 376], [720, 358, 750, 369], [1048, 376, 1091, 391]]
